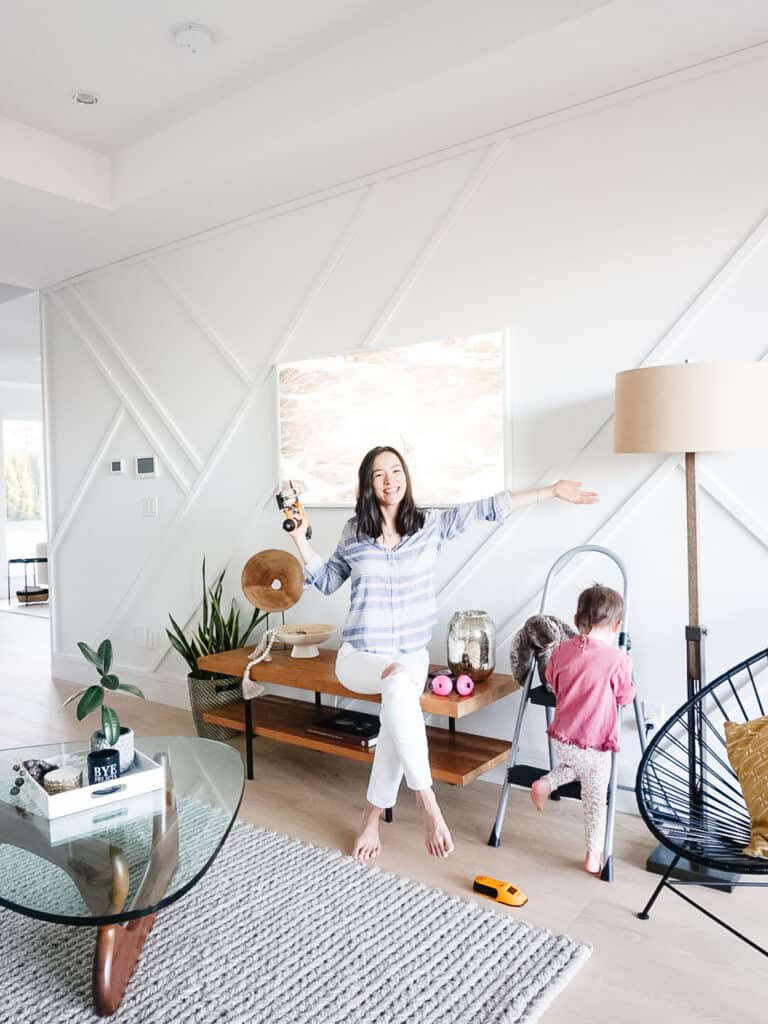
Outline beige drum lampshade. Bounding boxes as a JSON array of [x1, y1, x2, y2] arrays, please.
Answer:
[[614, 361, 768, 453]]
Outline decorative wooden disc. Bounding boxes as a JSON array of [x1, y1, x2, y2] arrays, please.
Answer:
[[241, 549, 304, 612]]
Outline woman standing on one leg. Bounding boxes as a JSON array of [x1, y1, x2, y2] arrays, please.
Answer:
[[289, 446, 598, 862]]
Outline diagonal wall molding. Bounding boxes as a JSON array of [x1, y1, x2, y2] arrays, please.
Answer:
[[494, 457, 677, 650], [68, 284, 205, 471], [361, 143, 505, 349], [48, 406, 125, 554], [436, 199, 768, 611], [102, 189, 377, 648], [144, 256, 253, 386], [686, 464, 768, 555], [271, 184, 377, 365], [49, 292, 193, 495], [148, 480, 277, 673]]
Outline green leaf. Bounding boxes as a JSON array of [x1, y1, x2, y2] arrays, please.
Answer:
[[77, 641, 102, 671], [166, 628, 197, 672], [241, 607, 267, 646], [97, 639, 113, 675], [101, 673, 120, 690], [116, 682, 145, 700], [101, 704, 120, 746], [60, 687, 89, 711], [76, 685, 104, 721], [201, 558, 209, 633]]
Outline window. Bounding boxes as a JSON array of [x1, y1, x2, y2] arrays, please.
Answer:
[[3, 420, 46, 559], [278, 333, 506, 505]]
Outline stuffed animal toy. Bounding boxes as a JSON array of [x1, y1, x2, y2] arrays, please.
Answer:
[[509, 614, 576, 687]]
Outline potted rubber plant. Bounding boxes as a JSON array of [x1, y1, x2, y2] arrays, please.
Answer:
[[167, 559, 267, 739], [62, 639, 146, 771]]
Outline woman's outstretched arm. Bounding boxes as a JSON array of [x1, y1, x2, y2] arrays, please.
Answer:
[[438, 480, 598, 542], [509, 480, 599, 509]]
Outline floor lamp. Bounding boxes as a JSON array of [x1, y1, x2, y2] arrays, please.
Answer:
[[614, 360, 768, 885]]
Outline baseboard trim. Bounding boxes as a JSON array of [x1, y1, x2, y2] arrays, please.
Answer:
[[52, 653, 191, 711]]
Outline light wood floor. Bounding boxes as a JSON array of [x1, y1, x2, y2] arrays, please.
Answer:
[[3, 614, 765, 1020]]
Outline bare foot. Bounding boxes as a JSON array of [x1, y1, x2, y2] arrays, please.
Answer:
[[530, 778, 551, 812], [352, 807, 382, 862], [584, 851, 602, 875], [416, 789, 454, 858]]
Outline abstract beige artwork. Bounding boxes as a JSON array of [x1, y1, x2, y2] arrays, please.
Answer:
[[278, 333, 505, 505]]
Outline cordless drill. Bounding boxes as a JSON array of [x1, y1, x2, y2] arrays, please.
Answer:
[[276, 480, 312, 540]]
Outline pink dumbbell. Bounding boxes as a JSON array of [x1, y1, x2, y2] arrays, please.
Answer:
[[429, 673, 475, 697], [455, 673, 475, 697], [430, 674, 453, 696]]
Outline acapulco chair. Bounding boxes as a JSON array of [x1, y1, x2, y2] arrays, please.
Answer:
[[636, 645, 768, 958]]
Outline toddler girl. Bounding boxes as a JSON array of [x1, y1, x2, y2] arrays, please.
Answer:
[[530, 584, 635, 874]]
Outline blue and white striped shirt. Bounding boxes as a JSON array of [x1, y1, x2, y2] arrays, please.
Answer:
[[304, 492, 514, 655]]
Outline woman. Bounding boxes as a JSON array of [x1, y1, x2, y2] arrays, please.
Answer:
[[288, 446, 598, 862]]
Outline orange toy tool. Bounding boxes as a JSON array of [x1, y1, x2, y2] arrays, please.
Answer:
[[276, 480, 312, 540], [473, 876, 528, 907]]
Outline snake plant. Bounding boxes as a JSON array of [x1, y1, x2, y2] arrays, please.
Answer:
[[167, 558, 267, 677]]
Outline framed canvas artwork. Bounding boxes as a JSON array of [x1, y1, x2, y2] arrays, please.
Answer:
[[277, 332, 506, 506]]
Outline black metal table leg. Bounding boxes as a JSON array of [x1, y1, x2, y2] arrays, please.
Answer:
[[245, 699, 254, 781], [449, 718, 456, 734], [315, 691, 322, 706], [384, 808, 393, 823]]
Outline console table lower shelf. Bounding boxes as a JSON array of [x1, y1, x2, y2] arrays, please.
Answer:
[[203, 694, 511, 787]]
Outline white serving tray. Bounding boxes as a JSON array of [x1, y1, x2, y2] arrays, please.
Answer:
[[23, 749, 165, 820], [47, 788, 166, 846]]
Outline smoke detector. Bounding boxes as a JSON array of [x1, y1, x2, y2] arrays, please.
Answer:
[[173, 23, 214, 53], [72, 90, 100, 105]]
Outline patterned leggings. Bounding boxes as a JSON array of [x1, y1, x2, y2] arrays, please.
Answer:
[[542, 739, 612, 855]]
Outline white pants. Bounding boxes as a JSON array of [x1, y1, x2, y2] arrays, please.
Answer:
[[335, 643, 431, 809], [541, 738, 612, 856]]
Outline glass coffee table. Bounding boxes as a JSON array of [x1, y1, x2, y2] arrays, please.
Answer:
[[0, 736, 243, 1016]]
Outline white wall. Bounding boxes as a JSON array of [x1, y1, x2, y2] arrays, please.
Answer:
[[43, 50, 768, 793], [0, 292, 42, 581]]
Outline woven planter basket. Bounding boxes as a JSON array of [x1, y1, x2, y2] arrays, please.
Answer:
[[187, 673, 242, 740]]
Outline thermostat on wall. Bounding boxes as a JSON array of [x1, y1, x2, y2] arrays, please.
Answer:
[[110, 459, 126, 475], [135, 456, 158, 478]]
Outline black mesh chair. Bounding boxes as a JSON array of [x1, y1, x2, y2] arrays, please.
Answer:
[[636, 646, 768, 957]]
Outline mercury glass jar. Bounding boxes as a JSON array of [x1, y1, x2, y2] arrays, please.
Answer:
[[447, 610, 496, 683]]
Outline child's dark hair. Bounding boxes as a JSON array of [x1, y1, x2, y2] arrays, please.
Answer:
[[575, 584, 624, 633]]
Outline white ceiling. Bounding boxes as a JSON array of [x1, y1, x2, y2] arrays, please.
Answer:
[[2, 0, 768, 291], [0, 0, 428, 151]]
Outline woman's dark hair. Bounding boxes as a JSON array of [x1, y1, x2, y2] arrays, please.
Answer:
[[355, 446, 425, 541], [575, 584, 624, 633]]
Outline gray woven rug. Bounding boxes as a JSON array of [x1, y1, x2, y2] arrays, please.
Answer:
[[0, 821, 591, 1023]]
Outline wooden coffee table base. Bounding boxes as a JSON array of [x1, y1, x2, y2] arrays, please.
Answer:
[[92, 767, 179, 1015], [93, 914, 157, 1016]]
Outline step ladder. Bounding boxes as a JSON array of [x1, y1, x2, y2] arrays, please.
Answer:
[[488, 544, 646, 881]]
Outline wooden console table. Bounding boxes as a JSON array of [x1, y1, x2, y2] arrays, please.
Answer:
[[197, 648, 518, 790]]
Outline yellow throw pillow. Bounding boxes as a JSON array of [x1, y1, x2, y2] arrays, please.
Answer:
[[725, 714, 768, 859]]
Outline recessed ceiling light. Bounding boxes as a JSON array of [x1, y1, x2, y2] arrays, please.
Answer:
[[72, 90, 100, 106], [173, 23, 214, 53]]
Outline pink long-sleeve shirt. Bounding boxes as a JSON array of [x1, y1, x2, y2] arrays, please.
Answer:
[[544, 635, 635, 753]]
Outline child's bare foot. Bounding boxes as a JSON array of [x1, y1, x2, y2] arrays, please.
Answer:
[[352, 806, 383, 862], [530, 778, 551, 812], [584, 851, 601, 875], [416, 789, 454, 858]]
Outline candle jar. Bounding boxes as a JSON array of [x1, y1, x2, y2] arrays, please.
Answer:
[[447, 610, 496, 683]]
